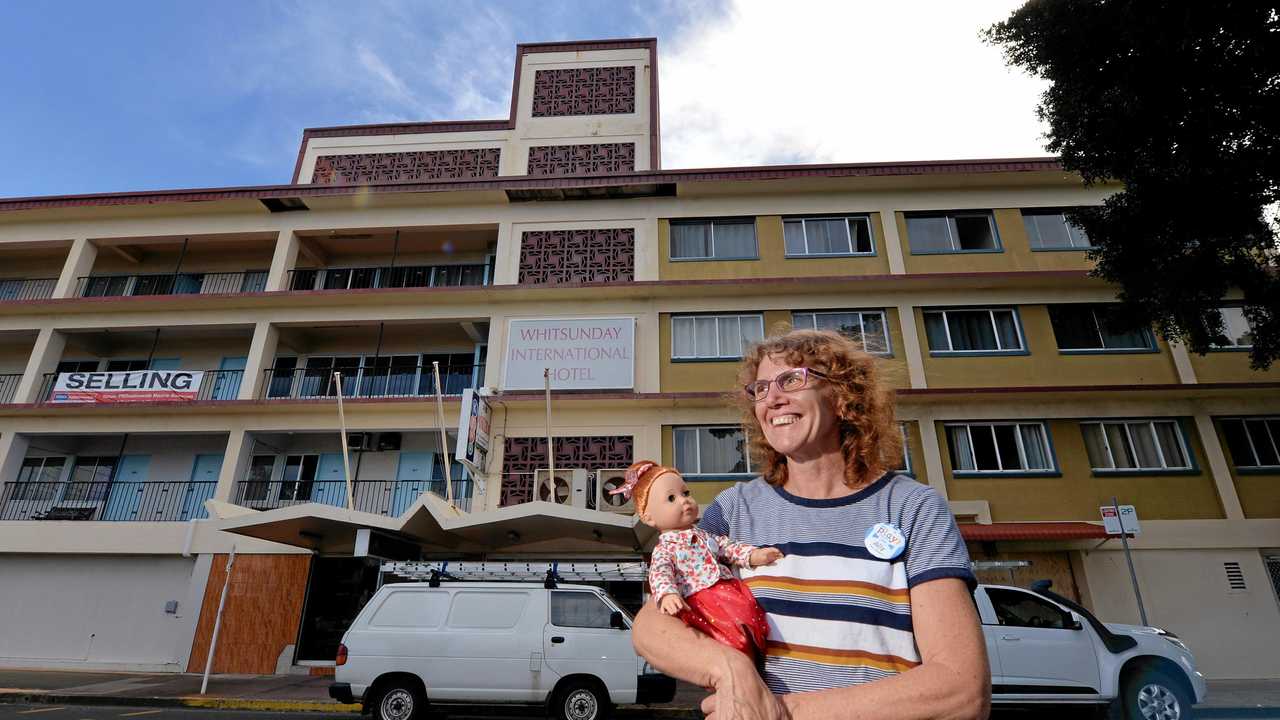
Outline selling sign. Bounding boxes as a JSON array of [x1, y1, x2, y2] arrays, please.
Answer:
[[455, 388, 492, 488], [51, 370, 205, 403], [1100, 504, 1141, 536], [502, 317, 635, 391]]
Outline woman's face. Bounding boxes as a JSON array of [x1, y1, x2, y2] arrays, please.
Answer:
[[753, 355, 842, 461]]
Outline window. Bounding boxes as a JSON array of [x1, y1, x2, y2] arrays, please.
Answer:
[[672, 314, 764, 360], [1210, 307, 1254, 349], [67, 456, 116, 501], [670, 219, 757, 260], [923, 308, 1024, 354], [1221, 417, 1280, 469], [56, 360, 100, 374], [551, 591, 617, 629], [784, 216, 873, 256], [674, 426, 751, 476], [946, 422, 1055, 474], [1048, 304, 1154, 352], [1022, 210, 1091, 249], [986, 588, 1073, 630], [896, 423, 911, 474], [792, 310, 890, 354], [105, 359, 149, 372], [279, 454, 319, 501], [13, 457, 65, 501], [240, 455, 277, 502], [906, 212, 1000, 253], [1081, 419, 1191, 472]]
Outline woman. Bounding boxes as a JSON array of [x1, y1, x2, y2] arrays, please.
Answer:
[[633, 330, 989, 720]]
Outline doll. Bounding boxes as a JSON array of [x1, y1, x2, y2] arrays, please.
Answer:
[[611, 460, 782, 661]]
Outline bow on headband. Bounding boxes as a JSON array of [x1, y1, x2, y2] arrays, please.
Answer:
[[608, 461, 657, 500]]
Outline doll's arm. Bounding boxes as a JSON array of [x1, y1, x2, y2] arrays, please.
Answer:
[[715, 535, 784, 568], [648, 542, 681, 602]]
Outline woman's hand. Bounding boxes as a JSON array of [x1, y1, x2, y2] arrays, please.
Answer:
[[658, 592, 687, 615], [749, 546, 784, 567], [700, 651, 789, 720]]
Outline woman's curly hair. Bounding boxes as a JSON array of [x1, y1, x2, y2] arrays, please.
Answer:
[[733, 329, 901, 489]]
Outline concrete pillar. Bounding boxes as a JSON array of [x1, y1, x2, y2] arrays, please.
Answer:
[[1193, 412, 1245, 520], [214, 428, 255, 502], [1169, 340, 1198, 384], [879, 209, 906, 275], [492, 222, 518, 285], [52, 238, 97, 299], [14, 328, 66, 403], [0, 432, 31, 484], [915, 414, 950, 500], [897, 304, 927, 389], [636, 310, 660, 394], [238, 322, 280, 400], [265, 230, 300, 292], [482, 314, 505, 390], [634, 218, 661, 282]]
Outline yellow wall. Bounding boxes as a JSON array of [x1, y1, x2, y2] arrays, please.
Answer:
[[898, 209, 1093, 274], [1214, 420, 1280, 519], [658, 214, 892, 281], [945, 419, 1226, 521], [916, 305, 1182, 388], [1188, 349, 1276, 384]]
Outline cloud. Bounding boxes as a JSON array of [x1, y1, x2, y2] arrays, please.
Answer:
[[658, 0, 1050, 168]]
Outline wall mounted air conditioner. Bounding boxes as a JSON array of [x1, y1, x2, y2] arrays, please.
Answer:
[[535, 468, 589, 509], [594, 468, 635, 514], [346, 432, 371, 451]]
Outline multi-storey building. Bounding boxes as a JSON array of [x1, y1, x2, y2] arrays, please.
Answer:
[[1, 38, 1276, 680]]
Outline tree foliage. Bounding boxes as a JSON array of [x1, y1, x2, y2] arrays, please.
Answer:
[[986, 1, 1280, 369]]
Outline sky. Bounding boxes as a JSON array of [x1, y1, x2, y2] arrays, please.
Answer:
[[0, 0, 1049, 198]]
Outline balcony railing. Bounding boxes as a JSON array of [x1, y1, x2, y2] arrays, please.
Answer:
[[261, 364, 476, 400], [0, 480, 217, 521], [0, 374, 21, 404], [233, 479, 472, 515], [38, 369, 245, 404], [77, 270, 268, 298], [0, 277, 56, 302], [286, 263, 488, 292]]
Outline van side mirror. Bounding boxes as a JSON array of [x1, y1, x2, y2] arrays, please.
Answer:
[[609, 611, 627, 630]]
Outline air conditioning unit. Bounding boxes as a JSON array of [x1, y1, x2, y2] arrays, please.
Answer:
[[377, 432, 402, 452], [535, 468, 589, 509], [594, 468, 635, 514], [346, 432, 371, 451]]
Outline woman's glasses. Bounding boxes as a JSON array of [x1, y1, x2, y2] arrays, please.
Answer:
[[744, 367, 829, 402]]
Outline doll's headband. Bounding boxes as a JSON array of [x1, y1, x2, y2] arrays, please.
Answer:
[[609, 460, 677, 515]]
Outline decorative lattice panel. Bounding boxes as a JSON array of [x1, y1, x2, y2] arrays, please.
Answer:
[[531, 66, 636, 117], [500, 436, 633, 507], [311, 149, 501, 184], [526, 143, 635, 177], [518, 228, 635, 285]]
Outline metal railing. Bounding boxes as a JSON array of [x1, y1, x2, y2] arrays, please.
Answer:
[[0, 480, 217, 521], [0, 374, 21, 404], [76, 270, 268, 298], [38, 369, 245, 404], [261, 364, 476, 400], [0, 278, 56, 302], [286, 263, 488, 291], [233, 479, 472, 515]]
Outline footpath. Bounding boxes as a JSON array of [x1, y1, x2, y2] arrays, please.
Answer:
[[2, 669, 1279, 717]]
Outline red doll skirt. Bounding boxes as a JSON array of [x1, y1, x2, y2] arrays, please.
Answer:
[[677, 578, 770, 660]]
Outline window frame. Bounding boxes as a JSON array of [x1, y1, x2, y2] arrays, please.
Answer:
[[922, 306, 1028, 356], [1047, 304, 1158, 354], [905, 211, 1003, 255], [1080, 418, 1197, 475], [672, 424, 753, 480], [549, 590, 620, 630], [782, 215, 876, 258], [1208, 305, 1254, 351], [791, 309, 893, 356], [896, 422, 912, 475], [670, 313, 765, 361], [1021, 208, 1093, 251], [943, 421, 1060, 477], [1218, 416, 1280, 472], [668, 218, 760, 261]]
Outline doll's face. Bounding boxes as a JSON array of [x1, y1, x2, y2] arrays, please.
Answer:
[[639, 471, 699, 532]]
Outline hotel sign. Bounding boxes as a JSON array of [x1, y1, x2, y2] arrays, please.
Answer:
[[51, 370, 205, 403], [502, 317, 635, 391]]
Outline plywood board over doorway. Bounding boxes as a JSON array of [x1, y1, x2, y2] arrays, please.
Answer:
[[968, 548, 1084, 604], [186, 554, 311, 674]]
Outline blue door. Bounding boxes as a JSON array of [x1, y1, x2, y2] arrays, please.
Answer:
[[391, 452, 434, 516], [313, 453, 348, 508], [102, 455, 151, 521], [212, 356, 246, 400], [182, 454, 223, 520]]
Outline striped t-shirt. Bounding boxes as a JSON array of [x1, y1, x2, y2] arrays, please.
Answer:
[[699, 472, 975, 694]]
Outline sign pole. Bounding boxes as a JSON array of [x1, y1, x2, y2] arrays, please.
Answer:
[[1113, 496, 1148, 626], [200, 545, 236, 694], [432, 362, 454, 505], [334, 372, 355, 511], [544, 368, 554, 478]]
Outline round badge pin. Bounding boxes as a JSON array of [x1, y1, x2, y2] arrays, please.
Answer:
[[864, 522, 906, 560]]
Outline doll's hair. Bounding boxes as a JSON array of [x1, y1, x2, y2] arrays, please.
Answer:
[[621, 460, 679, 516]]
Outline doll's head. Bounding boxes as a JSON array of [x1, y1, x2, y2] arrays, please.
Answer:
[[612, 460, 699, 532]]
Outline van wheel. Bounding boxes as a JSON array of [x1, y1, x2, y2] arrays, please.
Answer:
[[371, 680, 426, 720], [554, 679, 612, 720], [1121, 668, 1192, 720]]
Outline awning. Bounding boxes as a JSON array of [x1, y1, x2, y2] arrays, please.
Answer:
[[960, 521, 1108, 542]]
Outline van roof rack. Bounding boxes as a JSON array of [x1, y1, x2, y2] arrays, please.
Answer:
[[382, 560, 649, 588]]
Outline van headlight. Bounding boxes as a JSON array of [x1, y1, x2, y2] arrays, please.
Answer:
[[1153, 627, 1191, 654]]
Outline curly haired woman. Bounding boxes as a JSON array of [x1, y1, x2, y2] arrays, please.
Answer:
[[632, 329, 990, 720]]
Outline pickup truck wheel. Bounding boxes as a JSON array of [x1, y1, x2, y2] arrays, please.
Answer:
[[371, 681, 426, 720], [1122, 669, 1192, 720], [554, 679, 612, 720]]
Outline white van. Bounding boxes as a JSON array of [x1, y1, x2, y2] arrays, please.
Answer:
[[330, 581, 676, 720]]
